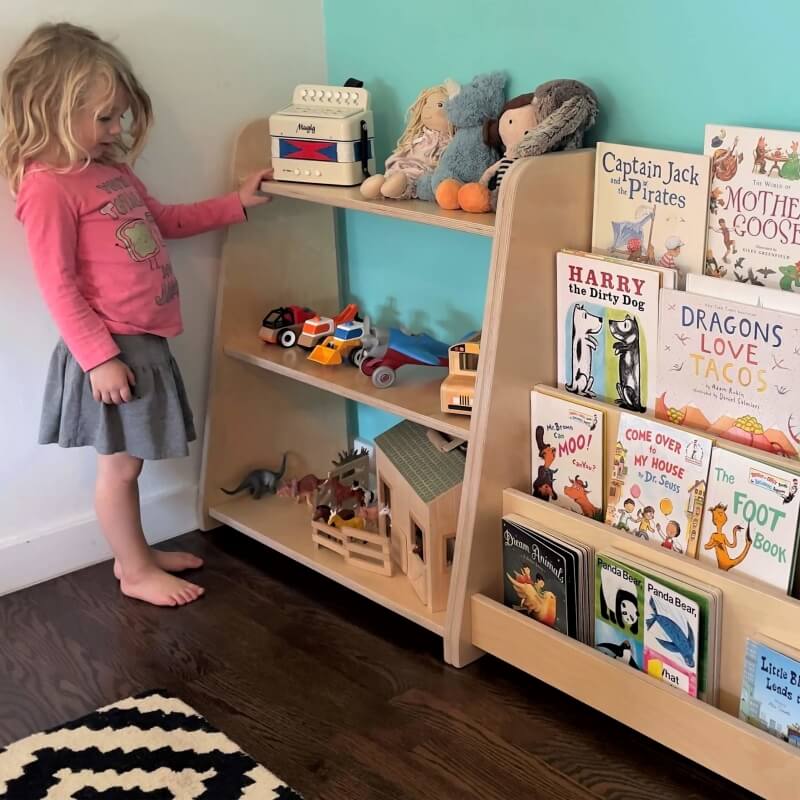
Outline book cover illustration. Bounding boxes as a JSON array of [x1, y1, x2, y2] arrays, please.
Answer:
[[657, 288, 800, 460], [530, 391, 604, 521], [556, 251, 660, 413], [698, 448, 800, 591], [592, 142, 711, 279], [704, 124, 800, 294], [502, 520, 571, 635], [595, 554, 644, 670], [643, 576, 700, 697], [605, 414, 712, 557], [740, 638, 800, 747]]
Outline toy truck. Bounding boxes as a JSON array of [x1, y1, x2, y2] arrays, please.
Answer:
[[297, 303, 359, 350], [308, 318, 370, 366], [258, 305, 317, 347], [440, 331, 481, 415]]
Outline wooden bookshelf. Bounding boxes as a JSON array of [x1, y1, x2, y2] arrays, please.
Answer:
[[224, 336, 468, 440], [257, 179, 495, 237], [209, 494, 444, 634], [199, 117, 800, 800]]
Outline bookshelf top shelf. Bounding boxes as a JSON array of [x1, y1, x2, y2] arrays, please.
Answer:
[[259, 180, 496, 237]]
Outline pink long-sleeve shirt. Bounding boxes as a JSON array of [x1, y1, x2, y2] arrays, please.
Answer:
[[16, 161, 246, 371]]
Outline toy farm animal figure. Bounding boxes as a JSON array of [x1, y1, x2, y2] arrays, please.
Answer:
[[703, 503, 753, 571], [276, 474, 321, 505], [563, 475, 600, 520]]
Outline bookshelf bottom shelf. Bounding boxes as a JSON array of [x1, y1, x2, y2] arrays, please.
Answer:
[[209, 495, 445, 636], [470, 594, 800, 800]]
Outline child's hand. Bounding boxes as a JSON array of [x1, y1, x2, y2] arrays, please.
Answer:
[[89, 358, 136, 405], [239, 168, 274, 209]]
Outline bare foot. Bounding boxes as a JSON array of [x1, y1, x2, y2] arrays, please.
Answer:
[[114, 550, 203, 580], [119, 565, 205, 607]]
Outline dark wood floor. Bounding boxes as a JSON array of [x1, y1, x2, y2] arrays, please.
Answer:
[[0, 528, 757, 800]]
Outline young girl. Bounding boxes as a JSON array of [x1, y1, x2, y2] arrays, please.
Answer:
[[1, 23, 272, 607]]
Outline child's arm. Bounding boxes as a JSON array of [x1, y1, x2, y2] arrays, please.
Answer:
[[16, 174, 120, 372], [123, 166, 272, 240]]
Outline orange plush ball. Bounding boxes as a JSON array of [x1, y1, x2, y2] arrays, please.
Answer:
[[434, 178, 463, 210], [458, 183, 492, 213]]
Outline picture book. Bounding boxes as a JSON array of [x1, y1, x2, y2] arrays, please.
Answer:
[[563, 248, 677, 291], [740, 636, 800, 748], [595, 553, 645, 671], [556, 251, 660, 413], [698, 447, 800, 592], [704, 124, 800, 294], [686, 273, 800, 315], [623, 552, 720, 704], [605, 413, 713, 557], [592, 142, 711, 280], [642, 575, 700, 697], [530, 390, 605, 521], [502, 518, 575, 638], [657, 288, 800, 461]]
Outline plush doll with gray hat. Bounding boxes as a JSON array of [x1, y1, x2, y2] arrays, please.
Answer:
[[458, 79, 599, 213]]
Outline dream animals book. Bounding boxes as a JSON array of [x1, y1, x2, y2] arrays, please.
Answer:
[[605, 413, 713, 557], [698, 447, 800, 592], [556, 251, 660, 413], [530, 390, 604, 521], [704, 124, 800, 294], [656, 288, 800, 461], [592, 142, 711, 280]]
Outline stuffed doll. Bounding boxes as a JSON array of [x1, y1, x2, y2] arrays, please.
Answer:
[[415, 71, 506, 209], [458, 79, 599, 213], [360, 82, 456, 201]]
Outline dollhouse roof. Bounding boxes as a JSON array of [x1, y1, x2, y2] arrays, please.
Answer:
[[375, 421, 465, 504]]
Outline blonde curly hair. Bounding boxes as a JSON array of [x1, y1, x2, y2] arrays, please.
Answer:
[[0, 22, 153, 193], [395, 84, 454, 153]]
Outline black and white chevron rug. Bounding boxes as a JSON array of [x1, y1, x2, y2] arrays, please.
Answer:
[[0, 689, 302, 799]]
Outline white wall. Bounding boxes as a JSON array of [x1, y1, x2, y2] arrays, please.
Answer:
[[0, 1, 326, 593]]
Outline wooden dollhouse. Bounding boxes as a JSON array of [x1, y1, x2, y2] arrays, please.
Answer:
[[375, 421, 464, 613]]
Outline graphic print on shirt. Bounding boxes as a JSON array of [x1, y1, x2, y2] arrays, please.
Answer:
[[97, 174, 178, 309]]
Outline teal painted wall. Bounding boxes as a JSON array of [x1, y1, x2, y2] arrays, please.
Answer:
[[324, 0, 797, 440]]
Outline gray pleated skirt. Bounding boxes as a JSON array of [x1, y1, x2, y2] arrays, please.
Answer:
[[39, 334, 196, 460]]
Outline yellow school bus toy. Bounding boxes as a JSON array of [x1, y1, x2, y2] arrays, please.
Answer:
[[440, 331, 480, 416]]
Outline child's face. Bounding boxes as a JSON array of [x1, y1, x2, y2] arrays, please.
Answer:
[[74, 80, 130, 160]]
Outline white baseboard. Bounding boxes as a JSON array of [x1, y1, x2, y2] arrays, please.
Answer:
[[0, 484, 199, 597]]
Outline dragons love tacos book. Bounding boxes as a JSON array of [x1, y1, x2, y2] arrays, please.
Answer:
[[656, 288, 800, 461], [605, 413, 713, 557], [530, 390, 604, 521], [698, 447, 800, 592], [704, 124, 800, 293], [592, 142, 710, 281], [556, 251, 660, 413]]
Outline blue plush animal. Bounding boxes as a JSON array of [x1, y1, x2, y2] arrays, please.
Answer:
[[415, 71, 506, 209], [645, 597, 696, 669]]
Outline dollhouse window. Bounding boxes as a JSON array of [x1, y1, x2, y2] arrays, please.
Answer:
[[445, 536, 456, 568], [380, 480, 392, 536], [412, 519, 425, 562], [458, 351, 479, 372]]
